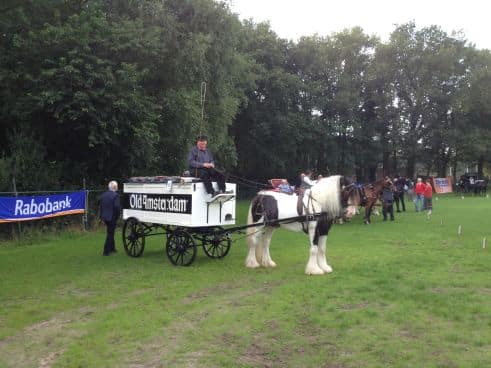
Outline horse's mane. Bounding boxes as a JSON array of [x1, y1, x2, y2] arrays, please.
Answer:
[[310, 175, 343, 219]]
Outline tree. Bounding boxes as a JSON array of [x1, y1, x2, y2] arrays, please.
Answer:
[[0, 0, 253, 188], [458, 48, 491, 177], [233, 21, 306, 181]]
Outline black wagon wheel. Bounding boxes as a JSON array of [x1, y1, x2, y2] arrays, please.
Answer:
[[202, 227, 231, 259], [122, 217, 145, 257], [166, 228, 197, 266]]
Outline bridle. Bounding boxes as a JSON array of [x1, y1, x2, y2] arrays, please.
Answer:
[[341, 183, 359, 207]]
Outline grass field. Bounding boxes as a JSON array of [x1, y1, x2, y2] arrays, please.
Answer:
[[1, 194, 490, 367]]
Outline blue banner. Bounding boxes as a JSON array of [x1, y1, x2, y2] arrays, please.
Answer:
[[0, 191, 86, 223]]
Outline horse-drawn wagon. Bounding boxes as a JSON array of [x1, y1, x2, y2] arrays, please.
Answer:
[[122, 176, 236, 266], [121, 174, 361, 274]]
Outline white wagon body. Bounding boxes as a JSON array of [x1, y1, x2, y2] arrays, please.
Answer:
[[122, 180, 236, 227]]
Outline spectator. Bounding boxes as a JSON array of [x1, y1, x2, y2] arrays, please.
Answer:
[[99, 180, 121, 256], [393, 175, 406, 212], [300, 170, 315, 190], [405, 178, 414, 201], [414, 177, 425, 212], [381, 179, 395, 221], [424, 178, 433, 215], [278, 179, 294, 194]]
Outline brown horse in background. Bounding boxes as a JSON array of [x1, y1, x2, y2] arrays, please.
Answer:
[[359, 177, 393, 224]]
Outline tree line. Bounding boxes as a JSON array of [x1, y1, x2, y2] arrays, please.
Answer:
[[1, 0, 490, 192]]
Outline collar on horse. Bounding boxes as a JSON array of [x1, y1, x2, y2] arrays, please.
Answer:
[[298, 188, 347, 234]]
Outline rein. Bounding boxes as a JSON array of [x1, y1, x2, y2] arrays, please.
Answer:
[[216, 170, 270, 190]]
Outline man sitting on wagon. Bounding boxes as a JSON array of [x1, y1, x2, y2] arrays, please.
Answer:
[[187, 135, 227, 198]]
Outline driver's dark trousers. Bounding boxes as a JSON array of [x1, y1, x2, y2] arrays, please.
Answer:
[[195, 168, 226, 194]]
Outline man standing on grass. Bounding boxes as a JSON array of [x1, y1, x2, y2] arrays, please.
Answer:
[[382, 178, 395, 221], [414, 177, 425, 212], [393, 175, 406, 212], [424, 178, 433, 216], [99, 180, 121, 256]]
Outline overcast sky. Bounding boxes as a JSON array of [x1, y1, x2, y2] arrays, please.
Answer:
[[228, 0, 490, 50]]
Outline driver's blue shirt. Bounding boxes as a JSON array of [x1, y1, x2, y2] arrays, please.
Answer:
[[187, 146, 214, 169]]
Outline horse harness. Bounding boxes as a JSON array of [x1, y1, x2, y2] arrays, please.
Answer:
[[252, 182, 355, 245], [360, 179, 393, 206], [297, 183, 356, 234], [341, 183, 358, 207], [359, 184, 377, 206], [296, 189, 321, 234], [251, 192, 325, 232]]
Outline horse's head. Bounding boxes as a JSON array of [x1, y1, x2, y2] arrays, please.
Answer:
[[384, 177, 395, 191], [311, 175, 362, 219], [340, 177, 361, 219]]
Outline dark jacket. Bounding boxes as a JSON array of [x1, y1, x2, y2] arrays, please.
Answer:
[[187, 146, 214, 169], [99, 190, 121, 222], [394, 177, 406, 193], [381, 187, 394, 202]]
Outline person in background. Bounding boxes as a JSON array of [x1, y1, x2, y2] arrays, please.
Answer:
[[278, 179, 294, 194], [393, 175, 406, 212], [414, 177, 425, 212], [424, 178, 433, 215], [300, 169, 315, 190], [99, 180, 121, 256], [381, 178, 395, 221], [405, 178, 414, 202], [187, 135, 227, 197], [297, 170, 316, 214]]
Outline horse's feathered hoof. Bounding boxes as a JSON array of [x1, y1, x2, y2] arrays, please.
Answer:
[[320, 265, 333, 273], [306, 270, 325, 276], [260, 260, 277, 268], [305, 266, 325, 275], [245, 260, 260, 268]]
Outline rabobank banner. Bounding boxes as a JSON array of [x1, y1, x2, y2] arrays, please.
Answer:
[[0, 191, 86, 223]]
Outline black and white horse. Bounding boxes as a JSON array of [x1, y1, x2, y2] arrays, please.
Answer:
[[245, 175, 361, 275]]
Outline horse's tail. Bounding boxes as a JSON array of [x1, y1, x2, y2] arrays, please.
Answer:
[[246, 202, 255, 245]]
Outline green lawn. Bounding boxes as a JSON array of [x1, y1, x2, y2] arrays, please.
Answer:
[[1, 194, 490, 367]]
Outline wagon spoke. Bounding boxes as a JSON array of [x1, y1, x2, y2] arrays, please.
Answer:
[[122, 218, 145, 258], [176, 252, 183, 265], [167, 244, 177, 257], [202, 227, 231, 259], [166, 230, 196, 266]]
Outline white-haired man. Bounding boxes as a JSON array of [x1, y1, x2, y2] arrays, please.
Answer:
[[99, 180, 121, 256]]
